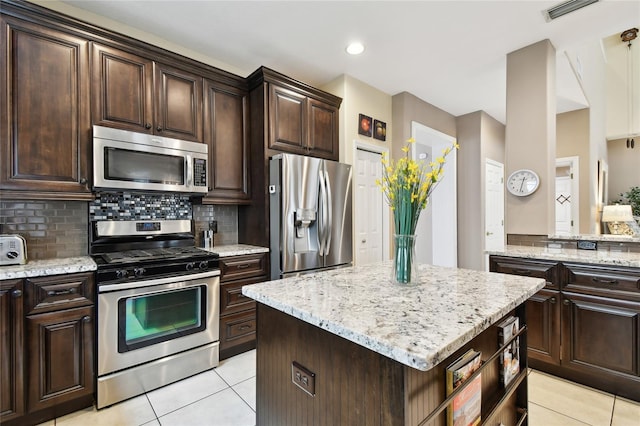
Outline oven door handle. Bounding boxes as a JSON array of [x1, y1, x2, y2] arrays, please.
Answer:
[[98, 270, 220, 293]]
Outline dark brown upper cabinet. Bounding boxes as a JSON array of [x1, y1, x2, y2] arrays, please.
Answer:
[[0, 15, 92, 200], [202, 79, 251, 204], [92, 44, 203, 143]]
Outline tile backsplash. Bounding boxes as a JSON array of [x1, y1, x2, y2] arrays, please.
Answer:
[[0, 200, 88, 260], [89, 192, 192, 221], [1, 197, 239, 260]]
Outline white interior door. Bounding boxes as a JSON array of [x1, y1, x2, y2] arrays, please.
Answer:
[[354, 148, 384, 265], [411, 122, 457, 267], [555, 176, 573, 235], [485, 159, 505, 252], [555, 157, 579, 235]]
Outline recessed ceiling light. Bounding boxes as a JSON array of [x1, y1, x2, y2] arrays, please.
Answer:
[[346, 42, 365, 55]]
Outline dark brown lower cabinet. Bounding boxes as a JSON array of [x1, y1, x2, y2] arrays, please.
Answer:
[[526, 288, 561, 365], [219, 253, 268, 360], [25, 306, 94, 413], [0, 280, 24, 423], [489, 255, 640, 402], [0, 273, 95, 426], [561, 292, 640, 400]]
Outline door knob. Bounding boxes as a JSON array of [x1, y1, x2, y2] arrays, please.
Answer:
[[563, 299, 570, 306], [486, 232, 493, 236], [361, 239, 366, 243]]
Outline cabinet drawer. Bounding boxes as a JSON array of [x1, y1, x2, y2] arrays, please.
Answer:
[[489, 256, 559, 289], [221, 276, 263, 315], [25, 273, 94, 315], [564, 263, 640, 295], [219, 253, 267, 282], [220, 309, 256, 349]]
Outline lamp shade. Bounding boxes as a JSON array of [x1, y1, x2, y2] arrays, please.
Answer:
[[602, 205, 634, 222]]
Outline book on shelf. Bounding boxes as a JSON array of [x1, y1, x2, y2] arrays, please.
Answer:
[[497, 315, 520, 387], [446, 349, 482, 426]]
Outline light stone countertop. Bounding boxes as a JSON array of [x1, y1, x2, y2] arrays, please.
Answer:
[[0, 257, 97, 280], [488, 245, 640, 268], [549, 234, 640, 243], [200, 244, 269, 257], [242, 262, 544, 371]]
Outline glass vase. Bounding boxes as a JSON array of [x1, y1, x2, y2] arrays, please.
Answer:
[[392, 234, 418, 284]]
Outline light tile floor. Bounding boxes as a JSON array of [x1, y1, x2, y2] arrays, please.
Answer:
[[38, 352, 640, 426]]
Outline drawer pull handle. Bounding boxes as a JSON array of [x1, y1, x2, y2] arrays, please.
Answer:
[[12, 289, 22, 298], [47, 288, 77, 297], [237, 264, 250, 269], [550, 297, 556, 304], [591, 277, 619, 285], [513, 269, 532, 276], [239, 324, 252, 331]]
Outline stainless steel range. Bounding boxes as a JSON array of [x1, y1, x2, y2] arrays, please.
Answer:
[[90, 219, 220, 409]]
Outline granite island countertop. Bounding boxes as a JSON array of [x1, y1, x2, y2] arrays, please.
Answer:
[[242, 262, 544, 371], [0, 257, 97, 280], [488, 245, 640, 268]]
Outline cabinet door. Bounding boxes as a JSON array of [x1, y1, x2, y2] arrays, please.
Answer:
[[561, 292, 639, 378], [154, 63, 203, 142], [307, 98, 338, 160], [25, 306, 94, 412], [0, 16, 91, 197], [269, 84, 307, 154], [526, 289, 561, 365], [0, 280, 25, 422], [203, 80, 250, 203], [91, 44, 154, 133]]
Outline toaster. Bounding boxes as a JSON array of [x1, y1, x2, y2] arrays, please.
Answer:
[[0, 234, 27, 266]]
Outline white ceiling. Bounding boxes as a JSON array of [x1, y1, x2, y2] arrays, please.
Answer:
[[60, 0, 640, 124]]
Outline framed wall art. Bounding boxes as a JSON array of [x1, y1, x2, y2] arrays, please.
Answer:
[[358, 114, 372, 137], [373, 119, 386, 141]]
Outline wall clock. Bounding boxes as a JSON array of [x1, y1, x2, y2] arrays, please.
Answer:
[[506, 169, 540, 196]]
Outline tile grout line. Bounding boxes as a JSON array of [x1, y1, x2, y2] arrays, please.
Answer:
[[229, 375, 257, 413], [609, 396, 616, 426], [144, 393, 160, 425], [528, 401, 593, 426]]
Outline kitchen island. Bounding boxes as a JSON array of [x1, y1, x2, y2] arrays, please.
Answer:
[[242, 262, 545, 425]]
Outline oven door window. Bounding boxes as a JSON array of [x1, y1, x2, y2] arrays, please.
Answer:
[[118, 286, 206, 353], [105, 147, 185, 185]]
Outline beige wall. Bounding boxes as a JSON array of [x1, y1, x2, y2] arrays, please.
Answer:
[[557, 109, 591, 233], [322, 75, 392, 165], [457, 111, 505, 270], [505, 40, 556, 236], [391, 92, 456, 160], [607, 138, 640, 203]]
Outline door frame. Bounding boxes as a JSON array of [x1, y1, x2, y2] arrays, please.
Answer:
[[556, 156, 580, 235], [353, 139, 390, 263]]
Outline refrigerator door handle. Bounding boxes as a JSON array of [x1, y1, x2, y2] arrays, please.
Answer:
[[324, 170, 333, 256], [318, 168, 327, 255]]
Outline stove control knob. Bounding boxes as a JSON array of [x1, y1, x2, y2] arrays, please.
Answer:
[[133, 267, 146, 277], [115, 270, 129, 279], [185, 262, 195, 271], [198, 261, 209, 270]]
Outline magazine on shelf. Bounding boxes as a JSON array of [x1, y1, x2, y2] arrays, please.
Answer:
[[446, 349, 482, 426], [497, 315, 520, 387]]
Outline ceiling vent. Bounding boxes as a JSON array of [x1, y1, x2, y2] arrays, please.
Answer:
[[544, 0, 599, 22]]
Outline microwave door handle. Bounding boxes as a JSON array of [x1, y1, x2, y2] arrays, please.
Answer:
[[185, 155, 192, 188], [324, 170, 332, 256]]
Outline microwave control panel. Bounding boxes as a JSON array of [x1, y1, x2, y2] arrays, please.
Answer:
[[194, 158, 207, 187]]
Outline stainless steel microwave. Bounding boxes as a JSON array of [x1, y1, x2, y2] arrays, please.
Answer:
[[93, 125, 208, 194]]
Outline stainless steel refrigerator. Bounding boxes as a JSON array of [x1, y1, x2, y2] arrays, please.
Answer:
[[269, 153, 353, 279]]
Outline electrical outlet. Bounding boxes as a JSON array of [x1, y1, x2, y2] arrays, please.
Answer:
[[291, 361, 315, 396]]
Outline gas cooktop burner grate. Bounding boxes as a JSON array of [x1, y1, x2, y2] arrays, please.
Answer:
[[101, 247, 212, 264]]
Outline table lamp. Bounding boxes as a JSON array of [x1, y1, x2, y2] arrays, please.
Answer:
[[601, 205, 634, 235]]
